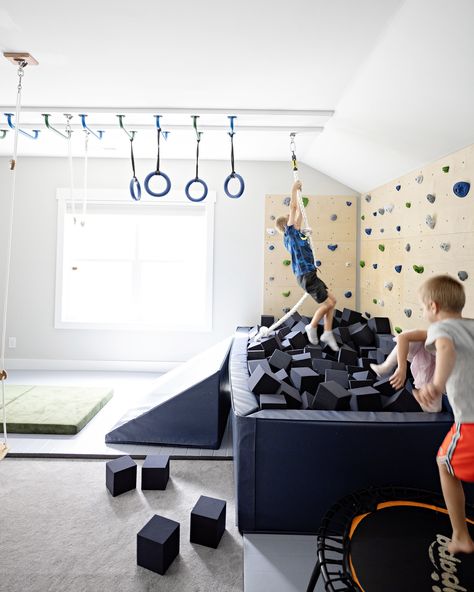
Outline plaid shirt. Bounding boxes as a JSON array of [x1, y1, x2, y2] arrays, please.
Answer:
[[283, 224, 315, 277]]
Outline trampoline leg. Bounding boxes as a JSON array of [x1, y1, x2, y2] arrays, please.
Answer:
[[306, 559, 321, 592]]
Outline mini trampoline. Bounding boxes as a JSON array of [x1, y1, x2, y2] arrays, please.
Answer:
[[306, 486, 474, 592]]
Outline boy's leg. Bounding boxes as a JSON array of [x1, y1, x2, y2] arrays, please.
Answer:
[[370, 344, 398, 377], [438, 459, 474, 554]]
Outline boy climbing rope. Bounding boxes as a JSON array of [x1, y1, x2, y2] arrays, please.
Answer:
[[275, 180, 339, 351]]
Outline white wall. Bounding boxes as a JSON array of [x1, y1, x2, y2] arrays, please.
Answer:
[[0, 157, 355, 368]]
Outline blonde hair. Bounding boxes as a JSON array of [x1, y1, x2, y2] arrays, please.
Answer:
[[419, 274, 465, 313], [275, 215, 289, 234]]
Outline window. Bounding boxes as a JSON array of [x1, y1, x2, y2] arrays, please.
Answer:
[[55, 189, 215, 331]]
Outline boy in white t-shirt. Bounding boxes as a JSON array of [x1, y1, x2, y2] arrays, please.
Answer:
[[418, 275, 474, 555]]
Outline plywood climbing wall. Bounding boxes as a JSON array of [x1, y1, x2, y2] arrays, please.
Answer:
[[264, 194, 358, 319], [360, 143, 474, 331]]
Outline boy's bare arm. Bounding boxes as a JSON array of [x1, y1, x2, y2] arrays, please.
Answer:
[[288, 181, 302, 229]]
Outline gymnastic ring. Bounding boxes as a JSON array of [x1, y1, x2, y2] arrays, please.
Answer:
[[144, 171, 171, 197], [130, 176, 142, 201], [185, 178, 208, 202], [224, 172, 245, 199]]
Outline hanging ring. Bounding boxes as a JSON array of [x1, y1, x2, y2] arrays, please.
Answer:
[[144, 171, 171, 197], [130, 177, 142, 201], [224, 172, 245, 199], [185, 178, 208, 202]]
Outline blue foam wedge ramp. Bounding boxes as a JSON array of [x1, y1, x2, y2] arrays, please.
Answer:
[[105, 337, 232, 449]]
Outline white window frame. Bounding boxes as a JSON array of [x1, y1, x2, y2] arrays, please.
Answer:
[[55, 188, 215, 332]]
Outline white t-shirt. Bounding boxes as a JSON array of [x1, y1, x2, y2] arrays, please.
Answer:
[[425, 318, 474, 423]]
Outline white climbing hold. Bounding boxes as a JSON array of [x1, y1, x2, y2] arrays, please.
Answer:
[[365, 194, 372, 203], [426, 214, 436, 230], [426, 194, 436, 204], [384, 203, 394, 213], [405, 243, 411, 252], [440, 242, 450, 252], [384, 282, 393, 291], [378, 299, 384, 307], [266, 228, 276, 236], [415, 175, 423, 184], [345, 262, 352, 268]]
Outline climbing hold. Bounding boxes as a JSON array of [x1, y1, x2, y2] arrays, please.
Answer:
[[426, 194, 436, 204], [378, 299, 384, 307], [425, 214, 436, 230], [378, 244, 385, 252], [282, 291, 291, 297], [282, 307, 290, 314], [442, 166, 450, 173], [415, 175, 423, 184], [453, 182, 470, 198], [396, 185, 401, 191], [372, 263, 378, 269], [378, 208, 385, 215], [283, 197, 291, 206], [345, 262, 352, 268], [361, 215, 365, 221], [266, 228, 276, 236], [330, 214, 338, 221], [405, 202, 411, 208], [346, 201, 352, 206], [396, 225, 401, 232], [380, 228, 384, 233], [458, 271, 468, 281], [302, 197, 309, 208], [405, 243, 411, 252], [315, 260, 322, 267], [395, 265, 402, 273], [394, 327, 403, 334], [404, 308, 412, 318], [384, 204, 394, 213], [413, 265, 424, 274], [360, 260, 366, 268], [365, 312, 371, 318], [364, 228, 372, 236], [327, 244, 338, 251], [269, 276, 275, 281], [384, 282, 393, 291], [373, 211, 378, 216], [268, 244, 275, 251], [270, 215, 276, 220], [372, 298, 377, 304], [440, 242, 450, 252], [283, 259, 291, 266], [344, 291, 352, 298], [365, 194, 372, 203]]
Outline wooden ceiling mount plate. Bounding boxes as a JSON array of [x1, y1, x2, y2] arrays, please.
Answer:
[[3, 52, 39, 66]]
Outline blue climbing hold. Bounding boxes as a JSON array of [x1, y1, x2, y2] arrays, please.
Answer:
[[396, 225, 401, 232], [365, 228, 372, 235], [315, 260, 322, 267], [380, 228, 384, 233], [327, 244, 338, 251], [395, 265, 402, 273], [453, 182, 470, 198], [344, 291, 352, 298], [396, 185, 401, 191], [283, 197, 291, 206], [346, 201, 352, 206], [268, 245, 275, 251], [330, 214, 338, 221], [372, 263, 378, 269]]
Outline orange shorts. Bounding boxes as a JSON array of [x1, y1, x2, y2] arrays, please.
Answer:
[[438, 423, 474, 482]]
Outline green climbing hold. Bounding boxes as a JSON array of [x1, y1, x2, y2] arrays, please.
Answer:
[[394, 327, 403, 334], [302, 197, 309, 208], [372, 298, 377, 304], [378, 244, 385, 252], [442, 166, 450, 173], [283, 259, 291, 266], [360, 260, 366, 268], [405, 202, 411, 208], [361, 215, 365, 221], [282, 291, 291, 297], [413, 265, 424, 274]]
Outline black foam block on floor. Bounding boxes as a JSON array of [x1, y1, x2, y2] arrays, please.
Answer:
[[359, 346, 376, 357], [248, 366, 281, 395], [287, 349, 305, 356], [368, 317, 391, 334], [304, 345, 323, 359], [260, 315, 275, 328], [375, 334, 396, 353], [290, 367, 322, 393], [311, 358, 338, 374], [324, 369, 349, 389], [333, 326, 352, 345], [312, 381, 351, 410], [349, 379, 374, 389], [352, 370, 375, 381], [349, 387, 383, 411], [277, 326, 291, 340], [291, 352, 312, 368], [358, 357, 373, 370], [322, 350, 338, 361], [383, 388, 423, 412], [247, 350, 266, 360], [338, 345, 359, 366], [277, 383, 302, 408], [284, 311, 303, 329], [349, 323, 375, 347], [137, 514, 180, 575], [269, 349, 292, 372], [280, 339, 291, 350], [301, 391, 315, 409], [340, 308, 364, 326], [248, 341, 264, 352], [292, 321, 307, 334], [274, 369, 292, 385], [373, 377, 398, 397], [106, 456, 137, 497], [260, 336, 281, 356], [260, 394, 288, 409], [142, 455, 170, 490], [190, 495, 226, 549], [286, 330, 308, 349], [248, 359, 271, 375]]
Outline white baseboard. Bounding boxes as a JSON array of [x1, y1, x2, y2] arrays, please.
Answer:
[[4, 358, 180, 373]]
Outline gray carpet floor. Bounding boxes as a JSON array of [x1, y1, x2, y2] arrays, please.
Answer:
[[0, 458, 242, 591]]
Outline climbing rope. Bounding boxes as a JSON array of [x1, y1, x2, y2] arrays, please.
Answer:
[[185, 116, 208, 202], [257, 133, 316, 340], [1, 59, 29, 459]]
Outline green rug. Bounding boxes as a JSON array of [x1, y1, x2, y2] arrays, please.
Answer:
[[0, 385, 113, 435]]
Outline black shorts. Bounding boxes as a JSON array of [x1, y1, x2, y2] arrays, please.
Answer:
[[297, 270, 329, 304]]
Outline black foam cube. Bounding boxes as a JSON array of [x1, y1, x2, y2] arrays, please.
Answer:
[[349, 323, 375, 347], [280, 339, 291, 350], [341, 308, 364, 326], [286, 330, 307, 349], [312, 381, 351, 410], [383, 389, 423, 412], [305, 345, 323, 358], [301, 391, 315, 409], [347, 365, 363, 376], [278, 383, 302, 408], [349, 379, 374, 389], [375, 334, 396, 353], [269, 349, 292, 372], [368, 317, 392, 334], [247, 350, 266, 360], [260, 336, 281, 356], [358, 357, 373, 370], [291, 352, 312, 368], [248, 359, 271, 375], [290, 367, 322, 393], [106, 455, 137, 497], [352, 369, 376, 381], [142, 455, 170, 490], [373, 377, 398, 397], [333, 326, 352, 345], [247, 341, 264, 352], [274, 368, 292, 385], [349, 387, 382, 411], [338, 346, 359, 366], [325, 369, 349, 388], [322, 350, 338, 361], [359, 347, 376, 358], [283, 311, 303, 329], [137, 514, 179, 575], [260, 394, 288, 409], [287, 348, 305, 356], [312, 358, 338, 374], [248, 366, 280, 395], [277, 326, 291, 340], [190, 495, 226, 549], [261, 315, 275, 328], [292, 321, 307, 334]]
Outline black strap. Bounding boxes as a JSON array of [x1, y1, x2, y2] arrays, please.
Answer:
[[155, 128, 161, 174], [229, 132, 235, 176], [130, 136, 136, 179], [195, 134, 201, 180]]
